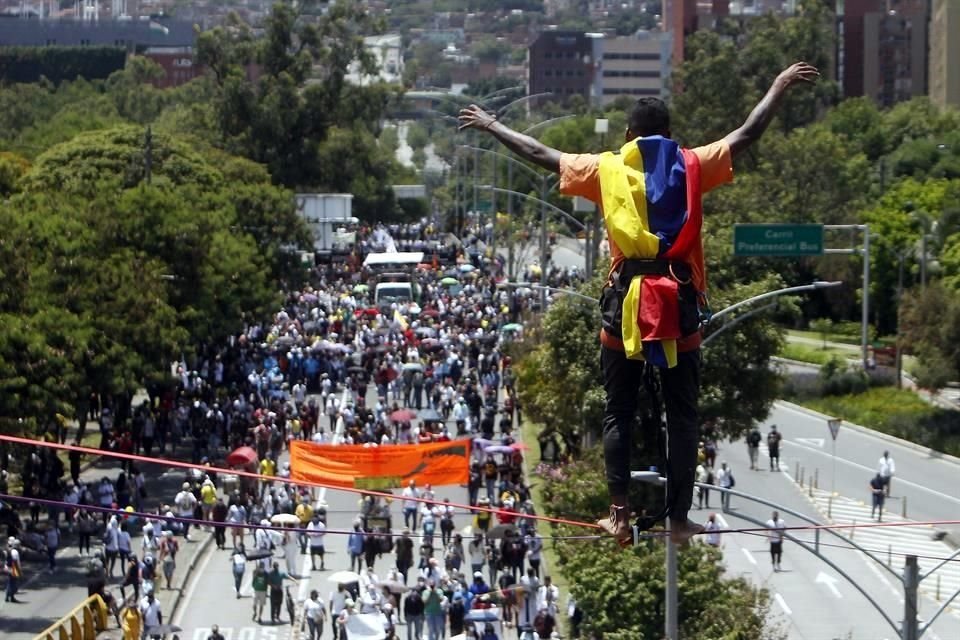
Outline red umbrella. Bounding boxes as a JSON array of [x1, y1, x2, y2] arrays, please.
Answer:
[[420, 309, 440, 318], [390, 409, 417, 422], [227, 446, 258, 466]]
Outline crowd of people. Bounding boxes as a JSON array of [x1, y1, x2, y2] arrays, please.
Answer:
[[1, 221, 588, 639]]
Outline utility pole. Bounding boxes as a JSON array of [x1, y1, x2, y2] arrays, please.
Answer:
[[903, 555, 919, 640], [539, 174, 549, 310], [144, 126, 153, 185], [665, 517, 679, 640]]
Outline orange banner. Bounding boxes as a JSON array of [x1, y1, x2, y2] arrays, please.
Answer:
[[289, 439, 471, 490]]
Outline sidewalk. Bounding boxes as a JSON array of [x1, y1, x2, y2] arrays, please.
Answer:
[[0, 448, 213, 640]]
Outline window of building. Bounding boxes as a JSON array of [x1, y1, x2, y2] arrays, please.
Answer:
[[602, 70, 660, 78], [80, 39, 90, 46], [602, 52, 660, 61], [544, 70, 553, 77], [545, 52, 553, 59]]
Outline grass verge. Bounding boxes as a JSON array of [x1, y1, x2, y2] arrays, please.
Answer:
[[780, 342, 853, 365], [793, 387, 960, 457]]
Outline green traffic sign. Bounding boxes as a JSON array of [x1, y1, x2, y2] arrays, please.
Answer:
[[734, 223, 824, 257]]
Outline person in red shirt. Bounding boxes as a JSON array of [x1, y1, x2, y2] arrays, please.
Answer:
[[459, 62, 819, 544]]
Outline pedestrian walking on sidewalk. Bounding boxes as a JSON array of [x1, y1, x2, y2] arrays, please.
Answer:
[[870, 472, 886, 521], [746, 427, 762, 470], [252, 564, 268, 623], [766, 511, 786, 572], [231, 544, 247, 598], [45, 524, 60, 571], [767, 426, 782, 471], [268, 561, 299, 624], [4, 537, 22, 603], [159, 531, 179, 590], [878, 451, 896, 497]]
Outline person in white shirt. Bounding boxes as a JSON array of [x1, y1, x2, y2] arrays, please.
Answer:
[[878, 451, 896, 497], [704, 513, 722, 547], [525, 530, 543, 578], [329, 584, 350, 638], [174, 482, 198, 541], [139, 591, 163, 635], [468, 534, 486, 576], [401, 480, 420, 530], [536, 575, 560, 617], [230, 544, 247, 597], [715, 462, 734, 510], [766, 511, 786, 572], [303, 590, 326, 640], [307, 516, 326, 571]]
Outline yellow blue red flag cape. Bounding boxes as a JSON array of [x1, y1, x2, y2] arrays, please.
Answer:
[[598, 136, 704, 367]]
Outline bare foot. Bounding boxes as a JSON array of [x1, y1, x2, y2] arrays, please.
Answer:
[[669, 518, 705, 545], [597, 505, 631, 541]]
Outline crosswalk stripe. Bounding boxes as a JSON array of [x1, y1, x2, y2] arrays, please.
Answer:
[[802, 486, 960, 611]]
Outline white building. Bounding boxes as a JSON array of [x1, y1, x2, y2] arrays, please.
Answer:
[[346, 33, 404, 86]]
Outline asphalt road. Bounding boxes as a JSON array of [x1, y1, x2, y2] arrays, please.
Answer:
[[712, 400, 960, 640]]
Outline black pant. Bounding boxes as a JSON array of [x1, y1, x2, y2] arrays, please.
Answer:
[[270, 588, 283, 620], [214, 526, 226, 548], [770, 541, 783, 565], [601, 346, 700, 521]]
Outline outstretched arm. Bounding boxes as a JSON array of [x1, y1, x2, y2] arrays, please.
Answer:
[[723, 62, 820, 158], [458, 105, 562, 174]]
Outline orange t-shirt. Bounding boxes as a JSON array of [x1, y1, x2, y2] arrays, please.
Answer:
[[559, 139, 734, 352]]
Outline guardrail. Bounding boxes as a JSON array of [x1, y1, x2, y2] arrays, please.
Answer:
[[34, 594, 109, 640]]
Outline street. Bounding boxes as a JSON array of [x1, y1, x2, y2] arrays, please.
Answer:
[[172, 457, 473, 640], [712, 400, 960, 640]]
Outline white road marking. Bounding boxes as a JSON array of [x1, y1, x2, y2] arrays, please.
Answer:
[[774, 593, 793, 616], [795, 438, 825, 448], [815, 571, 843, 598], [742, 548, 758, 565], [173, 537, 216, 626]]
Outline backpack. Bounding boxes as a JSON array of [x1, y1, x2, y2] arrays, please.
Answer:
[[748, 431, 761, 446], [728, 473, 735, 489]]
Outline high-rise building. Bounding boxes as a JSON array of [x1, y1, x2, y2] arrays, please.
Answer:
[[929, 0, 960, 108], [837, 0, 928, 106], [528, 30, 671, 106]]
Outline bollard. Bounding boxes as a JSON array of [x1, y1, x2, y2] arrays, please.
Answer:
[[937, 574, 942, 601], [888, 545, 892, 567], [814, 469, 819, 490], [902, 495, 908, 519], [809, 479, 813, 498], [827, 495, 832, 518], [851, 519, 856, 540], [795, 461, 800, 482], [799, 467, 805, 487]]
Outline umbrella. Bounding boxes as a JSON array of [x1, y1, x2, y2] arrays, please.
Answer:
[[440, 276, 459, 286], [243, 549, 274, 561], [328, 570, 362, 584], [501, 323, 523, 333], [414, 327, 436, 338], [458, 264, 476, 273], [483, 445, 514, 454], [421, 309, 440, 318], [390, 409, 417, 422], [403, 362, 424, 372], [226, 446, 258, 466], [147, 625, 183, 635], [420, 340, 445, 353], [380, 579, 411, 594], [353, 284, 369, 294], [271, 513, 301, 526], [486, 524, 517, 540], [418, 408, 443, 422]]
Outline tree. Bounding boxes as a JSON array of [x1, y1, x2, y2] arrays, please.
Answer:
[[195, 1, 403, 219], [539, 451, 778, 640], [899, 283, 960, 391]]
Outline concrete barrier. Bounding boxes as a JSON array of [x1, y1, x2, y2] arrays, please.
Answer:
[[35, 594, 109, 640]]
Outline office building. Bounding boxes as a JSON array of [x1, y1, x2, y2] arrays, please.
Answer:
[[929, 0, 960, 108]]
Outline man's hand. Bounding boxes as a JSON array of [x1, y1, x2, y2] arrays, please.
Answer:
[[774, 62, 820, 90], [458, 105, 497, 132], [725, 61, 820, 157]]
